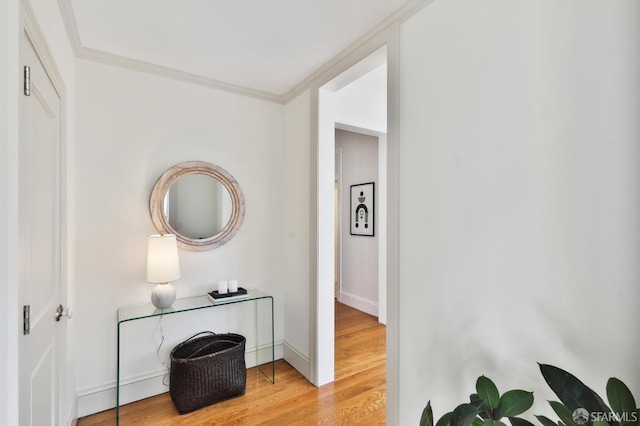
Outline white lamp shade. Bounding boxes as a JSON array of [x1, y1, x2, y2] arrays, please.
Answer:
[[146, 234, 181, 283]]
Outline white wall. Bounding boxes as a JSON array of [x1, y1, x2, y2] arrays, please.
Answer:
[[335, 129, 379, 316], [398, 0, 640, 423], [74, 59, 285, 416]]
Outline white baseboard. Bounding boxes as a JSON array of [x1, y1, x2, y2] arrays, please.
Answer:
[[339, 291, 378, 317], [77, 341, 283, 418], [282, 341, 311, 382]]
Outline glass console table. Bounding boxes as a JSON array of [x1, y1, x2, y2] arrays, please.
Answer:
[[116, 289, 274, 425]]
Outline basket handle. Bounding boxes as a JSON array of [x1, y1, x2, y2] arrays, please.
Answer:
[[179, 332, 242, 359], [186, 339, 241, 359], [180, 331, 217, 345]]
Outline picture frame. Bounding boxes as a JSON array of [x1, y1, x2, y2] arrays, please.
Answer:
[[350, 182, 374, 237]]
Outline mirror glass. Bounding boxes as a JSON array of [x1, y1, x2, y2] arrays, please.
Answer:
[[150, 161, 245, 251], [163, 174, 233, 240]]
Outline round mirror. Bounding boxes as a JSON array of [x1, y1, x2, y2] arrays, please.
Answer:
[[164, 174, 233, 239], [150, 161, 245, 250]]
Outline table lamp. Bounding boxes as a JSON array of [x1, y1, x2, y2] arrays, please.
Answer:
[[146, 234, 181, 309]]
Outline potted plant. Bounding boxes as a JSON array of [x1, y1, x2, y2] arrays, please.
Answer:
[[421, 364, 638, 426]]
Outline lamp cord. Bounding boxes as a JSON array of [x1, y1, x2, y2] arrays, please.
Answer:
[[155, 314, 170, 386]]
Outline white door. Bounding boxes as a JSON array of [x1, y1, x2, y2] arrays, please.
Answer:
[[19, 29, 64, 426]]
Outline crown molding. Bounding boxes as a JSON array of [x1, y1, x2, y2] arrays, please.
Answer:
[[56, 0, 435, 105], [56, 0, 82, 56], [56, 0, 284, 104], [76, 46, 284, 104], [280, 0, 435, 103]]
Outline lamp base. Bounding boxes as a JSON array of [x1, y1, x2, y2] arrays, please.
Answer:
[[151, 283, 176, 309]]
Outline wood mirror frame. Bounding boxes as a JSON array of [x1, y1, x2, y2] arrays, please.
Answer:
[[150, 161, 245, 251]]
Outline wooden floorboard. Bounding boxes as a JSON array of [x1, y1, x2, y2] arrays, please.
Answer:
[[78, 301, 386, 425]]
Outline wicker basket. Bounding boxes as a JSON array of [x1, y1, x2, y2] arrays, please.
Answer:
[[169, 331, 246, 414]]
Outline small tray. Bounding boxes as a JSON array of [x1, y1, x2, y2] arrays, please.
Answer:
[[208, 287, 248, 300]]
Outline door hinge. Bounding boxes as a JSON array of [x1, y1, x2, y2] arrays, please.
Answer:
[[23, 305, 30, 335], [23, 66, 31, 96]]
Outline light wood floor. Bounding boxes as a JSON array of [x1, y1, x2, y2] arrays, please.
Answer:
[[78, 302, 386, 425]]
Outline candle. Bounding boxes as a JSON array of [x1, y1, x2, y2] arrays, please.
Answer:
[[217, 280, 228, 294], [229, 279, 238, 293]]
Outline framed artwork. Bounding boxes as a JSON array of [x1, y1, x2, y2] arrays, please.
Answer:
[[350, 182, 374, 236]]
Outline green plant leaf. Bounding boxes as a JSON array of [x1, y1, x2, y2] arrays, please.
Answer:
[[498, 390, 534, 417], [478, 376, 501, 410], [535, 415, 560, 426], [470, 393, 486, 408], [472, 419, 485, 426], [451, 403, 480, 426], [470, 394, 491, 419], [549, 400, 579, 426], [606, 377, 637, 426], [483, 420, 508, 426], [421, 401, 435, 426], [540, 364, 617, 426], [436, 412, 453, 426], [508, 417, 536, 426]]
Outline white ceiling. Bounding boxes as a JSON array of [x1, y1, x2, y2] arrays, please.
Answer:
[[348, 63, 387, 99], [65, 0, 414, 101]]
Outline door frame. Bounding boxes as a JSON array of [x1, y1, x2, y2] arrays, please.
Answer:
[[308, 22, 401, 424], [18, 0, 70, 424], [335, 147, 343, 302], [0, 0, 21, 424]]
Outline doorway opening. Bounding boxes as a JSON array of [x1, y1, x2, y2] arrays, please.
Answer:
[[317, 46, 388, 386], [334, 129, 386, 320]]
